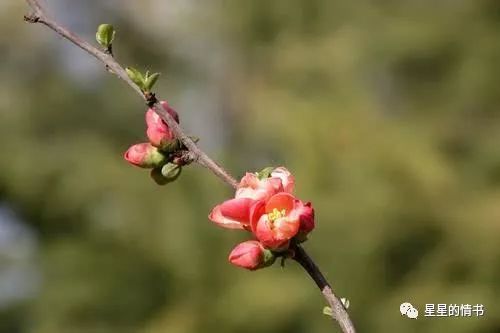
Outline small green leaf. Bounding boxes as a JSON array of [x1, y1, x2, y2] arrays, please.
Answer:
[[323, 306, 333, 317], [256, 166, 275, 180], [125, 67, 145, 89], [341, 298, 350, 309], [96, 24, 115, 48], [144, 72, 161, 91]]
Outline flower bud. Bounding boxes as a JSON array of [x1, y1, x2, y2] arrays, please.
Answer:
[[161, 163, 182, 180], [150, 168, 166, 185], [146, 101, 180, 148], [228, 240, 275, 270], [124, 143, 166, 168], [146, 101, 179, 126], [146, 125, 175, 148], [149, 163, 182, 185], [294, 201, 315, 243]]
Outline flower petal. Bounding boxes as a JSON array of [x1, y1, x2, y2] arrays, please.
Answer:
[[250, 200, 266, 233], [209, 198, 254, 229], [265, 192, 295, 213], [271, 167, 295, 193]]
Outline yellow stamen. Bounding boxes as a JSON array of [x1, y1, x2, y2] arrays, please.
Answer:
[[268, 208, 286, 222]]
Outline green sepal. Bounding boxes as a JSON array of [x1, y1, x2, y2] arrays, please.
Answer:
[[260, 248, 277, 268], [143, 147, 167, 168], [150, 168, 170, 185]]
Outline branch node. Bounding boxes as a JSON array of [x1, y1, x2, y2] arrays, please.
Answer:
[[23, 14, 40, 23], [145, 92, 158, 107]]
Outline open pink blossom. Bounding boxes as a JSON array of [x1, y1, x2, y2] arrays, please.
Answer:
[[209, 171, 284, 229], [228, 240, 273, 270], [250, 192, 314, 250], [124, 143, 166, 168]]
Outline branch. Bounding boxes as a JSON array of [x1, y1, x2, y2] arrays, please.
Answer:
[[292, 244, 355, 333], [23, 1, 356, 332], [24, 0, 238, 189]]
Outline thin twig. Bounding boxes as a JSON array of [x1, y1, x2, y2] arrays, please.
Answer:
[[293, 244, 355, 333], [23, 1, 356, 332], [24, 1, 238, 189]]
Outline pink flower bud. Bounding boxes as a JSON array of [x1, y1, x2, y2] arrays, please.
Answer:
[[146, 124, 175, 148], [294, 201, 315, 242], [298, 202, 315, 233], [271, 167, 295, 193], [228, 240, 275, 270], [145, 101, 179, 127], [145, 101, 180, 148], [124, 143, 166, 168]]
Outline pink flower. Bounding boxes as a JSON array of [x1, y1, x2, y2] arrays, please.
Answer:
[[145, 101, 179, 147], [124, 143, 166, 168], [209, 172, 285, 230], [271, 167, 295, 193], [250, 192, 314, 250], [235, 172, 283, 201], [209, 168, 298, 230], [228, 240, 275, 270]]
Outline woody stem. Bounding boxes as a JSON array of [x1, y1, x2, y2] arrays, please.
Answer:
[[23, 1, 355, 332]]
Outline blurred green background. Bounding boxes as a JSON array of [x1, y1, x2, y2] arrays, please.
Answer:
[[1, 0, 500, 332]]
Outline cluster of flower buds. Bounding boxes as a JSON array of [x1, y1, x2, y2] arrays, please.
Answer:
[[124, 101, 185, 184], [209, 167, 315, 270]]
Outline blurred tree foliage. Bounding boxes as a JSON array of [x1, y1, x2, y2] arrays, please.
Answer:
[[1, 0, 500, 332]]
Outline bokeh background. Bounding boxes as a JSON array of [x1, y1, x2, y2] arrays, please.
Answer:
[[1, 0, 500, 332]]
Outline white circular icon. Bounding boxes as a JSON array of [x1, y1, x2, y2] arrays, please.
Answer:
[[400, 302, 419, 319]]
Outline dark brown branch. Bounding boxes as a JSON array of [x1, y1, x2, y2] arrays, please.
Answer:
[[23, 1, 356, 332], [293, 244, 355, 333]]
